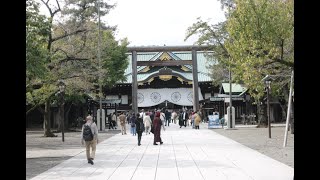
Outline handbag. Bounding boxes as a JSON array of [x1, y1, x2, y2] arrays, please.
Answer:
[[151, 125, 154, 134]]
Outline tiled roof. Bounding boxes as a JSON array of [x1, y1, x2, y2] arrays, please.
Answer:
[[121, 51, 214, 84], [221, 83, 247, 93]]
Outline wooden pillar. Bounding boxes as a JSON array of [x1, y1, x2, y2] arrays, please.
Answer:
[[192, 49, 199, 112], [132, 51, 138, 115]]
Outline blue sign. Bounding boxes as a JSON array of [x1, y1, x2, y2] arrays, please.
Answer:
[[208, 113, 221, 129]]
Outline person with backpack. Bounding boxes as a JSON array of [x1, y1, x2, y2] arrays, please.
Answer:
[[129, 113, 136, 136], [135, 113, 144, 146], [81, 115, 98, 165]]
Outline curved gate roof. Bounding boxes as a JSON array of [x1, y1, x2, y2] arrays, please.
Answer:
[[121, 51, 214, 84]]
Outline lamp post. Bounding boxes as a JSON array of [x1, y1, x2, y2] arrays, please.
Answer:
[[97, 0, 103, 131], [266, 80, 271, 138], [57, 80, 66, 142]]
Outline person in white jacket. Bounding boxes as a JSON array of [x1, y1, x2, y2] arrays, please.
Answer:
[[159, 109, 166, 131], [143, 112, 152, 135]]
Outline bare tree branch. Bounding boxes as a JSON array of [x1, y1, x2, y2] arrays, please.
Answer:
[[52, 29, 87, 42]]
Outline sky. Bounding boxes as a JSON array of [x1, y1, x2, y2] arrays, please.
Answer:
[[106, 0, 226, 46], [39, 0, 226, 46]]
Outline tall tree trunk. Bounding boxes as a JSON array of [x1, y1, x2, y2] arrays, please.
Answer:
[[56, 107, 61, 132], [65, 103, 73, 130], [43, 100, 56, 137], [83, 104, 88, 119], [279, 103, 287, 122], [257, 100, 267, 127]]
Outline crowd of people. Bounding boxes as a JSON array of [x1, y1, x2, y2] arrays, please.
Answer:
[[81, 108, 204, 165]]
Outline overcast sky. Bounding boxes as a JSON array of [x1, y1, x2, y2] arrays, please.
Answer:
[[106, 0, 226, 46], [39, 0, 226, 46]]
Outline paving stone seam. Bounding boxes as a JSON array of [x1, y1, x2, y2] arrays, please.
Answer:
[[129, 139, 151, 180], [171, 136, 181, 180], [185, 144, 206, 180]]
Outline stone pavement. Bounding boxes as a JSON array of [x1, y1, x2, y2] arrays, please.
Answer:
[[30, 123, 294, 180]]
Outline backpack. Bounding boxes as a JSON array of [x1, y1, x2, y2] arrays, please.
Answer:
[[130, 116, 136, 127], [139, 120, 145, 132], [83, 124, 93, 141]]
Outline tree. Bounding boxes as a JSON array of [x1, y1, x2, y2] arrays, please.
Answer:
[[101, 32, 129, 88], [26, 0, 57, 136], [225, 0, 294, 125], [26, 0, 50, 86], [185, 19, 231, 86], [185, 0, 293, 126], [26, 0, 128, 136]]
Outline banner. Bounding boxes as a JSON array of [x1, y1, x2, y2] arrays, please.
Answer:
[[137, 88, 203, 107]]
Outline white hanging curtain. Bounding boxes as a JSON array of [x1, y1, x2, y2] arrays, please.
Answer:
[[137, 88, 203, 107]]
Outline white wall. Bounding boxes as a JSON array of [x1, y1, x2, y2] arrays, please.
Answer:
[[106, 95, 118, 99], [121, 95, 128, 104], [205, 93, 211, 99]]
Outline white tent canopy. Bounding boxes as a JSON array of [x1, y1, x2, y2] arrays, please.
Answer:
[[137, 88, 203, 107]]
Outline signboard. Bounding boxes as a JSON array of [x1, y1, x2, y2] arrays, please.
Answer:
[[208, 113, 221, 129]]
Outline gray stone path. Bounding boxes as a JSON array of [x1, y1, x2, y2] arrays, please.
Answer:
[[29, 123, 293, 180]]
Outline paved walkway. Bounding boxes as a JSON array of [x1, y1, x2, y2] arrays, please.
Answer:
[[30, 123, 293, 180]]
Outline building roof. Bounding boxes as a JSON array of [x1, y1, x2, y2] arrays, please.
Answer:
[[220, 83, 247, 94], [120, 51, 214, 84]]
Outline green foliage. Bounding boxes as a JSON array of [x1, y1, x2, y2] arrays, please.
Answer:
[[26, 84, 57, 106], [185, 0, 293, 102], [26, 0, 50, 83], [101, 32, 129, 87], [27, 0, 128, 113], [63, 0, 115, 24], [185, 19, 231, 86], [225, 0, 294, 101]]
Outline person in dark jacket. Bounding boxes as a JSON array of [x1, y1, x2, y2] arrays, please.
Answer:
[[108, 113, 114, 129], [129, 113, 136, 136], [150, 110, 154, 122], [153, 111, 164, 145], [135, 113, 144, 146], [179, 110, 188, 128]]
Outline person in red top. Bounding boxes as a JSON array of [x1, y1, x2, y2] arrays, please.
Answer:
[[153, 111, 164, 145]]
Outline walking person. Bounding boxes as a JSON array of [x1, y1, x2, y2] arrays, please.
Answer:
[[194, 112, 201, 129], [136, 113, 144, 146], [108, 113, 114, 129], [140, 109, 145, 120], [191, 112, 196, 128], [165, 109, 171, 126], [129, 113, 137, 136], [112, 112, 117, 129], [181, 109, 188, 127], [172, 110, 177, 124], [153, 111, 164, 145], [150, 110, 154, 122], [178, 110, 184, 128], [119, 112, 127, 135], [81, 115, 98, 165], [143, 112, 152, 135], [160, 110, 166, 128]]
